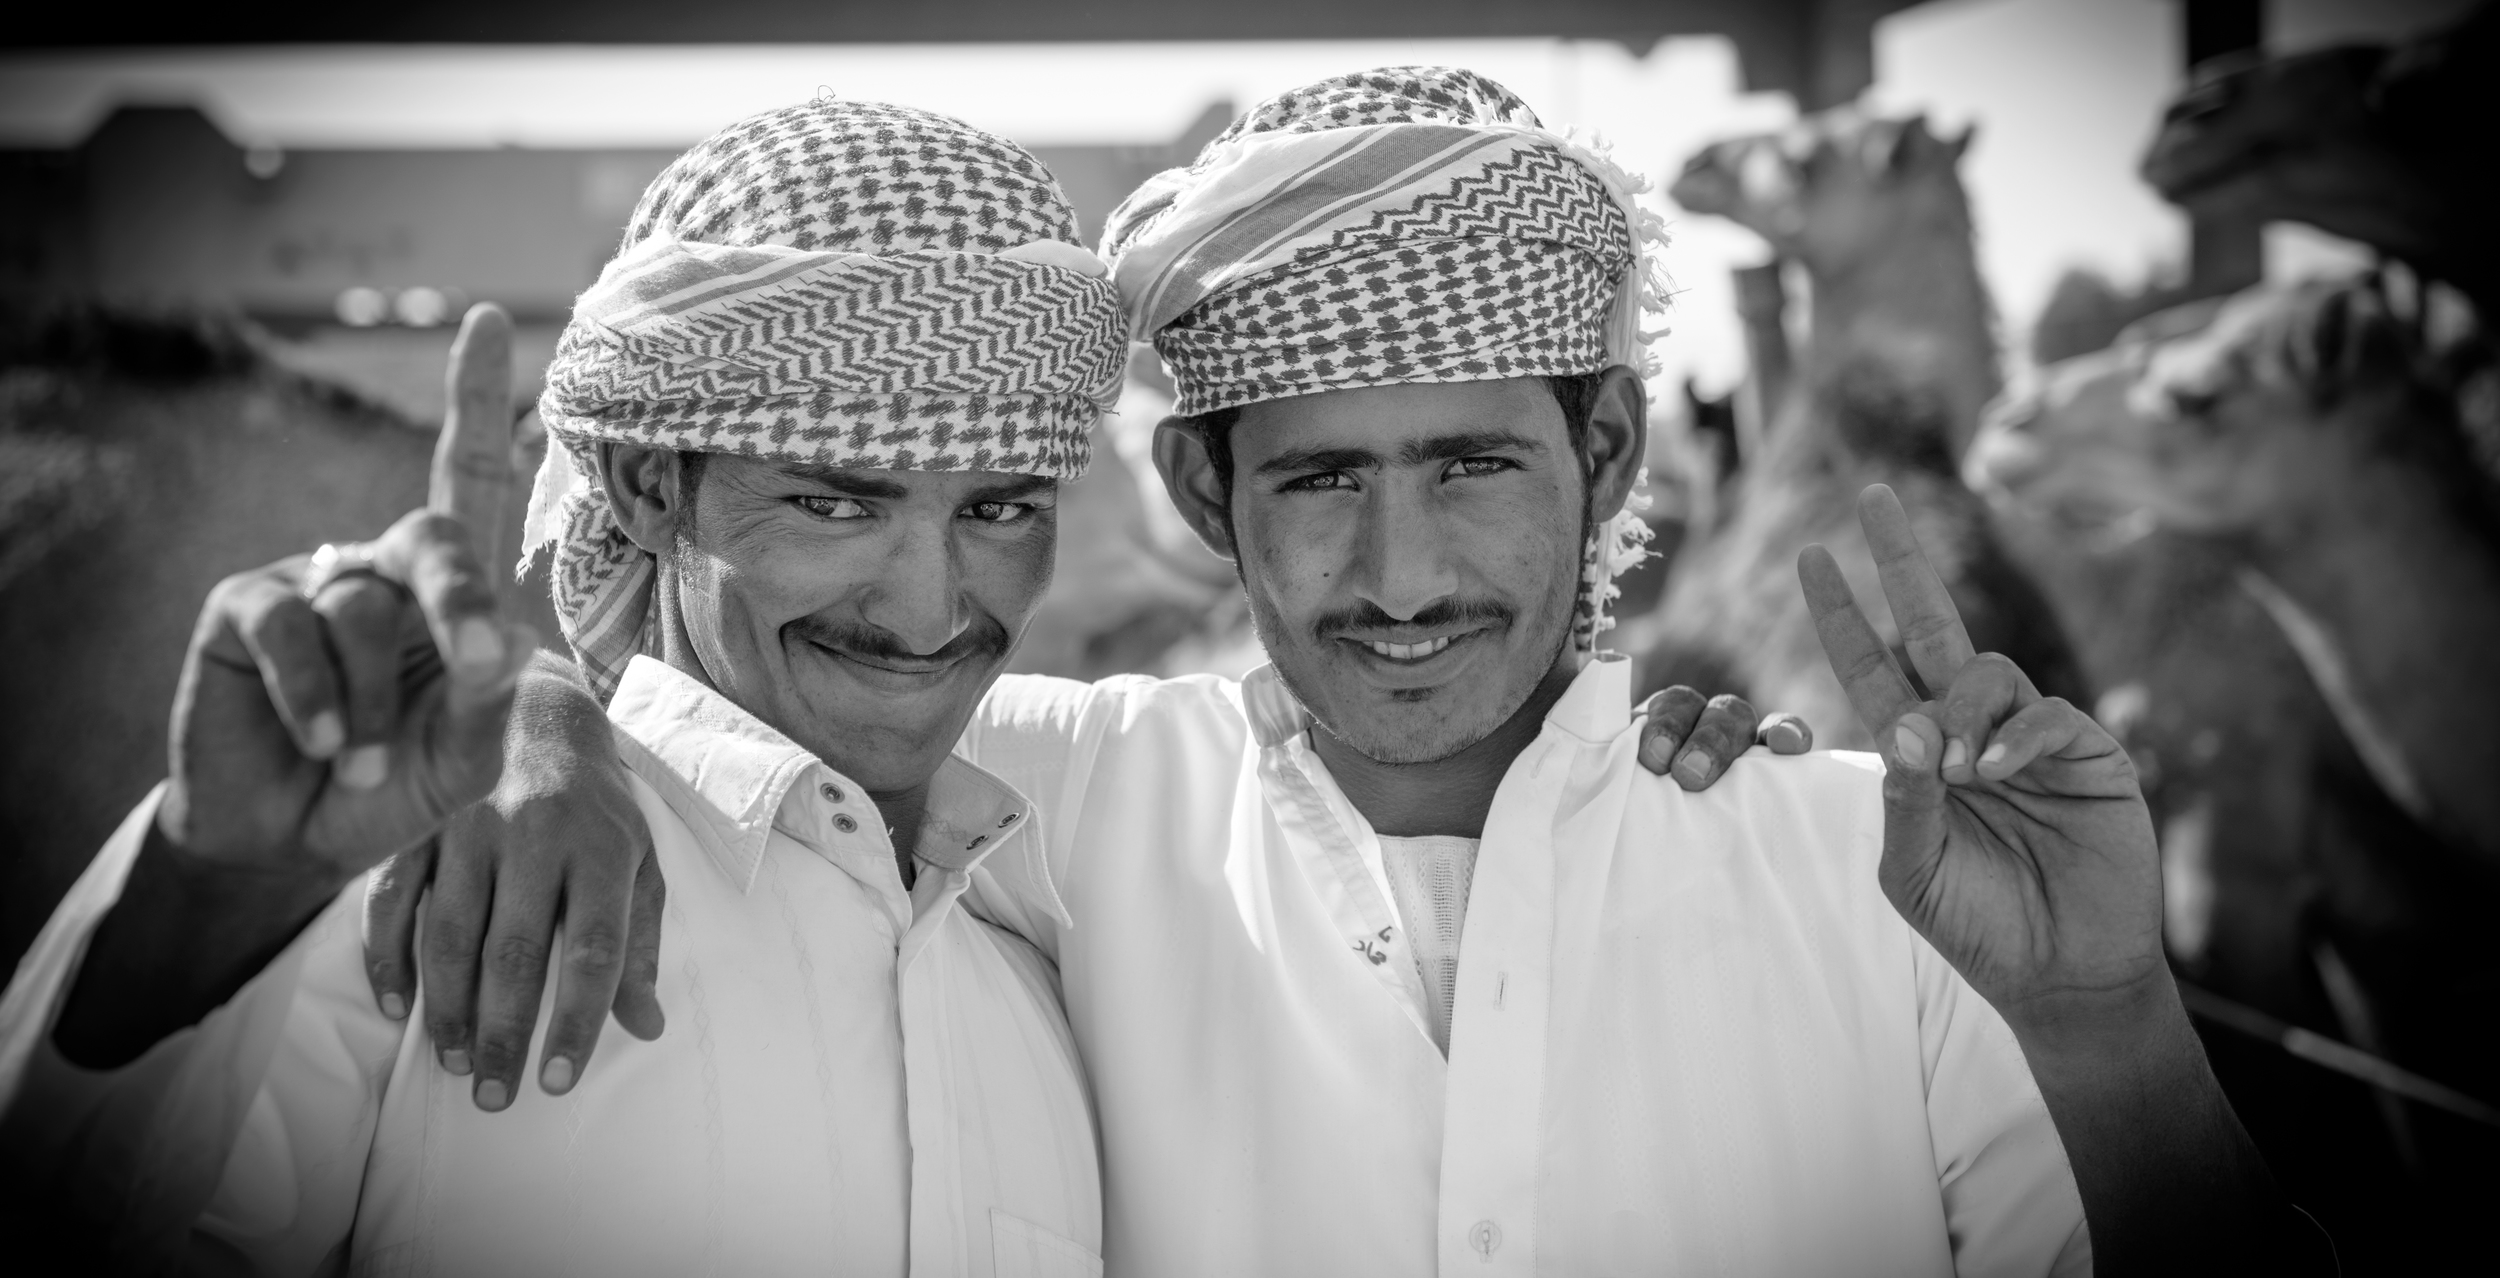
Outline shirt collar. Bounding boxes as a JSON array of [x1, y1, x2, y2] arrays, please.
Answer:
[[1238, 652, 1632, 751], [605, 655, 1039, 893]]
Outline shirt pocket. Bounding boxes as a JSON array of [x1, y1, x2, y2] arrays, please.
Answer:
[[990, 1208, 1103, 1278]]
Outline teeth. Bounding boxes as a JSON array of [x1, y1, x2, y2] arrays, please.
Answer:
[[1364, 636, 1454, 660]]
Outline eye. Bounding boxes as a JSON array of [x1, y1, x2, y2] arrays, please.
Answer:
[[1279, 471, 1357, 493], [795, 495, 872, 520], [1442, 456, 1516, 480], [962, 500, 1035, 524]]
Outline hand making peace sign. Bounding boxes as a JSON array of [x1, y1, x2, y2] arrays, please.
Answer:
[[1802, 485, 2165, 1025]]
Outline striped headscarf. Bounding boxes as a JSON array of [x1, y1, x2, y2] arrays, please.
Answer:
[[1101, 68, 1668, 648], [527, 99, 1126, 697]]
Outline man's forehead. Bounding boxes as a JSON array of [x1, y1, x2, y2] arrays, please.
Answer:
[[722, 454, 1055, 494], [1234, 378, 1561, 440]]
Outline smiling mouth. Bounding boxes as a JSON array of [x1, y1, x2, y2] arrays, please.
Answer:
[[1361, 636, 1454, 661], [809, 640, 962, 679]]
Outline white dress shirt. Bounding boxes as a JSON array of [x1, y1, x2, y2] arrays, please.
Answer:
[[0, 655, 1103, 1278], [959, 652, 2091, 1278]]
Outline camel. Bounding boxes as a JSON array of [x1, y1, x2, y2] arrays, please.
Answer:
[[2142, 1, 2499, 320], [1665, 109, 1999, 459], [1967, 275, 2500, 1266], [1624, 109, 2083, 748]]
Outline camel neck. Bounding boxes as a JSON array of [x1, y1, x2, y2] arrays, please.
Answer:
[[1805, 183, 2001, 453], [2241, 453, 2500, 861]]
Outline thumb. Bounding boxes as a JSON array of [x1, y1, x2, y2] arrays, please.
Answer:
[[1877, 711, 1951, 917]]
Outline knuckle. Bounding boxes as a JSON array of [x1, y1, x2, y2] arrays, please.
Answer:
[[565, 924, 627, 975], [485, 933, 550, 984]]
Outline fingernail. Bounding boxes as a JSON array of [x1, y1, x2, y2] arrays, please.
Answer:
[[541, 1057, 575, 1094], [454, 617, 505, 672], [307, 710, 345, 757], [441, 1048, 472, 1076], [1979, 743, 2008, 769], [1640, 737, 1672, 769], [1771, 724, 1805, 752], [1893, 724, 1928, 769], [380, 992, 407, 1021], [475, 1079, 509, 1111], [337, 744, 389, 790], [1674, 751, 1713, 786], [1942, 739, 1969, 772]]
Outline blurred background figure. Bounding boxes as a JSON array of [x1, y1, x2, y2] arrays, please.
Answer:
[[2, 1, 2493, 1270]]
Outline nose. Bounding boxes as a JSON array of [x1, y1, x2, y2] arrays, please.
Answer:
[[1346, 482, 1460, 622], [856, 513, 971, 655]]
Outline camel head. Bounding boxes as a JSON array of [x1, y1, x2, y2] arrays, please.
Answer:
[[2141, 6, 2498, 309], [1668, 109, 1974, 271], [1967, 277, 2457, 536]]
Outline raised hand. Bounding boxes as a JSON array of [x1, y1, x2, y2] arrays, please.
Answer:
[[53, 310, 540, 1067], [1804, 485, 2313, 1276], [360, 305, 669, 1110], [1800, 485, 2162, 1019], [162, 509, 535, 880]]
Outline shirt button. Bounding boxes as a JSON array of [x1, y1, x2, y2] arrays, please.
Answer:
[[1469, 1219, 1502, 1258], [821, 782, 846, 804], [832, 813, 859, 834], [997, 812, 1019, 828]]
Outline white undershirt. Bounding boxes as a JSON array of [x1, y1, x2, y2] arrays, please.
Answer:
[[1376, 834, 1482, 1055]]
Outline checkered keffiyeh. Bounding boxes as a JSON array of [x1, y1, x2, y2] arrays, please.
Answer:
[[527, 99, 1126, 696], [1101, 67, 1668, 648]]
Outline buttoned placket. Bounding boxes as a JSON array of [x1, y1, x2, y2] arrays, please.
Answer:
[[1242, 657, 1635, 1276], [780, 758, 1037, 1278]]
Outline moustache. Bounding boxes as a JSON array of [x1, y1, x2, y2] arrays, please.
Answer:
[[1309, 597, 1513, 642], [786, 614, 1013, 667]]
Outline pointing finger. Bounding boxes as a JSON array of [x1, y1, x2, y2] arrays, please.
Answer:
[[1858, 485, 1977, 695], [1799, 543, 1921, 738], [435, 304, 517, 584]]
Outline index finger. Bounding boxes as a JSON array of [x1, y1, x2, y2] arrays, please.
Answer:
[[1799, 542, 1922, 736], [434, 303, 516, 589], [1857, 484, 1977, 693]]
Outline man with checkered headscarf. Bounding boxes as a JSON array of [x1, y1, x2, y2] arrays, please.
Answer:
[[0, 99, 1114, 1274]]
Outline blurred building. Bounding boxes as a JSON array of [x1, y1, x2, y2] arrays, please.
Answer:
[[0, 101, 1231, 323]]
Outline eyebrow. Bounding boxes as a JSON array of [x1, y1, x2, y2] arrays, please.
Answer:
[[776, 465, 1054, 503], [1253, 429, 1548, 476]]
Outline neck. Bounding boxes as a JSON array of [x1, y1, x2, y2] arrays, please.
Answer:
[[656, 566, 933, 884], [1803, 185, 2000, 455], [1307, 647, 1584, 839], [2239, 452, 2500, 861]]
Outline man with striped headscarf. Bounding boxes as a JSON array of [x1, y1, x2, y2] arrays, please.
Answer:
[[391, 69, 2303, 1273], [0, 99, 1117, 1274]]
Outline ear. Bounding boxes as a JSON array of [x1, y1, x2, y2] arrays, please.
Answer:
[[1150, 416, 1239, 562], [1583, 366, 1651, 522], [597, 442, 689, 556], [1860, 116, 1915, 175], [1943, 122, 1976, 162]]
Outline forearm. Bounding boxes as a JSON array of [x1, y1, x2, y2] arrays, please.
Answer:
[[2010, 976, 2322, 1275], [52, 820, 346, 1070]]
